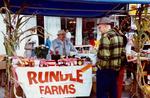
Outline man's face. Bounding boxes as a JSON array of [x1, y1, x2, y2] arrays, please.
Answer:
[[97, 24, 106, 34], [58, 33, 66, 41]]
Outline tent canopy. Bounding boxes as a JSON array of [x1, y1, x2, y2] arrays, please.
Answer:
[[0, 0, 149, 17]]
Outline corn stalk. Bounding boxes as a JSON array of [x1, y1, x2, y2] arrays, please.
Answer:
[[0, 0, 46, 97], [132, 4, 150, 97]]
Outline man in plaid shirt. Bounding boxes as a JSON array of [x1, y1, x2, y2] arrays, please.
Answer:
[[96, 17, 124, 98]]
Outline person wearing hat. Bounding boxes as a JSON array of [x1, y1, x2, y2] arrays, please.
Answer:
[[96, 17, 125, 98], [24, 29, 38, 58], [52, 30, 77, 56]]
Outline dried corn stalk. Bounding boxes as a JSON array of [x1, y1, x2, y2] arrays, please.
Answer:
[[0, 0, 46, 97], [132, 4, 150, 97]]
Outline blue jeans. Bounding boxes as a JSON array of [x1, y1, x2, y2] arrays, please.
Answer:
[[96, 69, 118, 98], [31, 50, 35, 57]]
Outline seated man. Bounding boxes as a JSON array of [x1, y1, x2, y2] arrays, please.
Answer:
[[52, 30, 77, 56]]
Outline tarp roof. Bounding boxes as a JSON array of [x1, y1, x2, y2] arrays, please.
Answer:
[[0, 0, 150, 17]]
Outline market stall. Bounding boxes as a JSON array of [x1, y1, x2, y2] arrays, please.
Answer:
[[0, 0, 150, 98]]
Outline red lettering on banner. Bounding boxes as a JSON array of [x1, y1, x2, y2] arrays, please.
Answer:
[[27, 70, 83, 85], [49, 71, 59, 82], [39, 86, 45, 94], [60, 73, 69, 81], [51, 86, 59, 94], [59, 85, 69, 94], [45, 86, 52, 94], [27, 71, 38, 85], [76, 70, 83, 83], [38, 72, 48, 83], [69, 74, 76, 82], [39, 84, 76, 95], [69, 84, 76, 94]]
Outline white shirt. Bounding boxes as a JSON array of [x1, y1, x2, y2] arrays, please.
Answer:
[[125, 32, 134, 55], [66, 32, 72, 40]]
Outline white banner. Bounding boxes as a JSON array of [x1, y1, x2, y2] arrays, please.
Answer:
[[15, 65, 92, 98]]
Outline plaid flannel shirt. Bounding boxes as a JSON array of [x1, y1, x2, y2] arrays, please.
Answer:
[[96, 30, 124, 71]]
